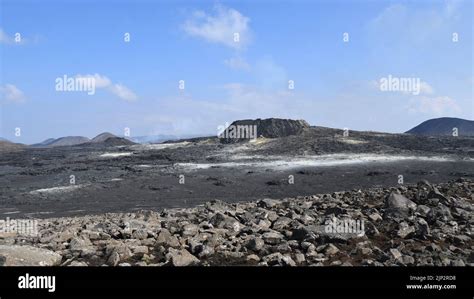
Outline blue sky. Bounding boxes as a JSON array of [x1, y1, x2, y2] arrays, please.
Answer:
[[0, 0, 472, 144]]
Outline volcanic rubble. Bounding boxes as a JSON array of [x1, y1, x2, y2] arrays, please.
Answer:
[[0, 178, 472, 266]]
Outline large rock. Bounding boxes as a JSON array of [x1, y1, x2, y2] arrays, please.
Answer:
[[107, 251, 121, 266], [181, 224, 199, 238], [156, 229, 181, 248], [397, 222, 415, 239], [69, 236, 94, 255], [0, 245, 62, 266], [272, 217, 293, 231], [131, 229, 149, 240], [105, 243, 132, 266], [324, 244, 340, 256], [385, 192, 417, 218], [209, 213, 242, 232], [166, 248, 199, 266], [245, 237, 265, 251], [257, 198, 280, 209], [427, 188, 450, 205], [262, 231, 284, 245], [262, 253, 296, 266], [432, 204, 453, 222]]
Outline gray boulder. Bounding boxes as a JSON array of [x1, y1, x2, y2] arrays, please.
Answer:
[[166, 248, 199, 266], [156, 229, 181, 248], [385, 192, 417, 218], [0, 245, 62, 266]]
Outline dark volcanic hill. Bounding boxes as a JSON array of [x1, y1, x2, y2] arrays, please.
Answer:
[[100, 137, 135, 146], [0, 140, 25, 152], [31, 133, 135, 148], [34, 138, 56, 146], [91, 132, 117, 143], [36, 136, 90, 147], [220, 118, 310, 143], [406, 117, 474, 137], [84, 132, 135, 147]]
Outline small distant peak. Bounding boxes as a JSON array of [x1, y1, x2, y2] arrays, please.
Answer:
[[91, 132, 118, 143]]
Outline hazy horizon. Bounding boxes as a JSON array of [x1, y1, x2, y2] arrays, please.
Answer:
[[2, 116, 474, 145]]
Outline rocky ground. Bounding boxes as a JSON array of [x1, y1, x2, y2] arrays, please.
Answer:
[[1, 178, 472, 266], [1, 126, 473, 218]]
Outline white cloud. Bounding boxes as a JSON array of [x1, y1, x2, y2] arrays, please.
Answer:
[[182, 5, 252, 49], [109, 84, 137, 102], [0, 84, 25, 103], [84, 74, 111, 88], [0, 28, 18, 44], [398, 80, 434, 96], [408, 96, 461, 116], [419, 81, 434, 95], [224, 56, 250, 71], [0, 28, 28, 45], [75, 74, 137, 101], [0, 28, 11, 44]]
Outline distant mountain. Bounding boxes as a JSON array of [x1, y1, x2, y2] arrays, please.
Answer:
[[32, 138, 56, 147], [406, 117, 474, 137], [91, 132, 117, 143], [0, 140, 25, 152], [32, 136, 90, 147], [31, 133, 135, 148], [86, 132, 135, 146], [0, 137, 11, 142]]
